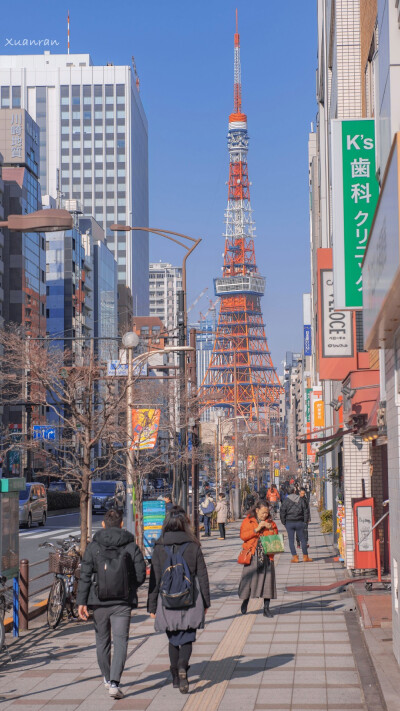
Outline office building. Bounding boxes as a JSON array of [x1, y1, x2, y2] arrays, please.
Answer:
[[79, 216, 118, 363], [0, 52, 149, 315], [149, 262, 182, 339]]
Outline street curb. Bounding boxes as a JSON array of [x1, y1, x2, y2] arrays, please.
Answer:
[[4, 599, 47, 633], [47, 508, 80, 517]]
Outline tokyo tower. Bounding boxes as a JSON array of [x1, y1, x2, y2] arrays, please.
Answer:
[[200, 12, 281, 427]]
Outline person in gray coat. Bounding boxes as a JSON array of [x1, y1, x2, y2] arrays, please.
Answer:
[[77, 508, 146, 699], [147, 506, 210, 694]]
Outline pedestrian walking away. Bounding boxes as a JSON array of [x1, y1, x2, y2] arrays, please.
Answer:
[[266, 484, 280, 517], [199, 492, 215, 537], [164, 493, 173, 513], [280, 485, 313, 563], [238, 500, 278, 618], [77, 508, 146, 700], [148, 506, 210, 694], [296, 487, 311, 549], [215, 492, 228, 539]]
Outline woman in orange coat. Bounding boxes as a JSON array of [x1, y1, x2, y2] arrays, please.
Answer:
[[238, 501, 278, 618]]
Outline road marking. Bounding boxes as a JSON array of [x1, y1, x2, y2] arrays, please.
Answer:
[[20, 526, 101, 540]]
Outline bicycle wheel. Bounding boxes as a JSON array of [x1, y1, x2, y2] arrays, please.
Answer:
[[47, 578, 66, 629]]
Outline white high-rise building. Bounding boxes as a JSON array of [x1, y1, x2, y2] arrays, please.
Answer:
[[149, 262, 182, 338], [0, 52, 149, 315]]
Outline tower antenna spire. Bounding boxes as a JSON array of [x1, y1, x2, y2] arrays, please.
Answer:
[[233, 9, 243, 117], [67, 10, 70, 55]]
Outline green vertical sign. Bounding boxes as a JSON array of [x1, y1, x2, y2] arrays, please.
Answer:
[[305, 388, 311, 423], [340, 120, 379, 308]]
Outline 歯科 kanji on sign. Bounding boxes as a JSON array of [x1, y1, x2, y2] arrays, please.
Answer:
[[331, 119, 379, 309]]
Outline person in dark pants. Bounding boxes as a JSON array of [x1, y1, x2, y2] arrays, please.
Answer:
[[296, 488, 311, 548], [148, 506, 210, 694], [215, 492, 228, 539], [280, 486, 312, 563], [77, 508, 146, 699]]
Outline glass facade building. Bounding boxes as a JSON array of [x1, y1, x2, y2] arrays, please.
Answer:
[[0, 53, 149, 315]]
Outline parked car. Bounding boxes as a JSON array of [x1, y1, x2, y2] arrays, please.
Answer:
[[91, 480, 125, 514], [19, 483, 48, 528], [48, 481, 73, 492], [152, 478, 168, 491]]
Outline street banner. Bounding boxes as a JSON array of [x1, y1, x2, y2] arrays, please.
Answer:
[[313, 399, 325, 428], [247, 455, 256, 470], [331, 119, 379, 309], [143, 500, 166, 559], [220, 445, 234, 467], [131, 409, 161, 450]]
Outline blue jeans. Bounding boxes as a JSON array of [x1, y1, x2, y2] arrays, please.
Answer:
[[285, 521, 307, 556], [204, 516, 211, 536]]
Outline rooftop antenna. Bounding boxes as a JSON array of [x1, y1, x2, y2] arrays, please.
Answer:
[[67, 10, 70, 55]]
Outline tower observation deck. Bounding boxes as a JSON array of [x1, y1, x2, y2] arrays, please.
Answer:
[[200, 12, 282, 427]]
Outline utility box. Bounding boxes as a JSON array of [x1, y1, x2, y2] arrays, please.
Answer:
[[0, 478, 25, 579]]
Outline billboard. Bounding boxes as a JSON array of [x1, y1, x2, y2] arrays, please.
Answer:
[[331, 119, 379, 309], [131, 409, 160, 450], [143, 500, 165, 559]]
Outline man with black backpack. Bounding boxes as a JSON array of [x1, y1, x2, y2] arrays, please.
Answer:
[[77, 508, 146, 699], [280, 485, 313, 563]]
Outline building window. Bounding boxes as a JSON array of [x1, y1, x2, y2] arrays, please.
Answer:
[[12, 85, 21, 108], [1, 86, 10, 108]]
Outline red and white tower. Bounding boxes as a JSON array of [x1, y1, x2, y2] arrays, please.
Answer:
[[201, 12, 281, 428]]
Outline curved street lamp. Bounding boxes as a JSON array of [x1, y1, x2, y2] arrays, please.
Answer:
[[0, 208, 73, 233]]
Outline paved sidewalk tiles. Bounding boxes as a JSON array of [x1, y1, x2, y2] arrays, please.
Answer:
[[0, 510, 393, 710]]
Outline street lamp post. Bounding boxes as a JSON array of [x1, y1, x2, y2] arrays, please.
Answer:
[[111, 224, 201, 509], [122, 337, 195, 538]]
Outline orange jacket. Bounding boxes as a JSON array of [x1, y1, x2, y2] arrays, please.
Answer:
[[240, 515, 279, 561], [267, 489, 280, 503]]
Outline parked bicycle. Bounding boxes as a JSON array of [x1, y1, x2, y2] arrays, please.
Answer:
[[39, 535, 81, 629], [0, 573, 12, 652]]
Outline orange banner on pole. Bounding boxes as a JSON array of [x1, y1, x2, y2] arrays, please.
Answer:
[[313, 400, 325, 428], [131, 409, 161, 450], [220, 445, 235, 467]]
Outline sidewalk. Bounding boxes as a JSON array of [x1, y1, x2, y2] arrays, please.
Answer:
[[0, 511, 398, 710]]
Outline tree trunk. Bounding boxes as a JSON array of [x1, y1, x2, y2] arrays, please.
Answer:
[[80, 473, 89, 555]]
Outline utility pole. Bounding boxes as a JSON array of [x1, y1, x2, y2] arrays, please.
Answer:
[[189, 329, 199, 537], [87, 337, 94, 543], [177, 289, 187, 510], [126, 344, 135, 534]]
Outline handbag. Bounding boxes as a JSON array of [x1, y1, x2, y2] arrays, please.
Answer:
[[237, 547, 253, 565], [260, 533, 285, 555]]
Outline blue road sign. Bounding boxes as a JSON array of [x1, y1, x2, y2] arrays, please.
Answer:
[[33, 425, 56, 441]]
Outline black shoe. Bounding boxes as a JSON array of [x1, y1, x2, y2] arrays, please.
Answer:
[[241, 599, 249, 615], [178, 668, 189, 694], [170, 667, 179, 688], [263, 600, 273, 618]]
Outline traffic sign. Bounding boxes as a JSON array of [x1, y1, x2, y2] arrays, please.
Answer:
[[33, 425, 56, 441]]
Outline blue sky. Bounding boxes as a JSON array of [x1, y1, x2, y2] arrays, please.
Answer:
[[1, 0, 317, 373]]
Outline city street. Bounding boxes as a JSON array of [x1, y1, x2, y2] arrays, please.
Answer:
[[2, 512, 399, 711]]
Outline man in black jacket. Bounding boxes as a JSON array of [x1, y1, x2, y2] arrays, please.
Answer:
[[280, 486, 313, 563], [77, 508, 146, 699]]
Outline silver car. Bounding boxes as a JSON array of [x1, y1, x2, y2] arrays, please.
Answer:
[[19, 483, 48, 528]]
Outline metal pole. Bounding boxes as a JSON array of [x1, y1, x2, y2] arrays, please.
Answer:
[[126, 347, 134, 534], [13, 575, 19, 637], [218, 416, 223, 490], [19, 559, 29, 631], [233, 352, 240, 519], [177, 289, 187, 510], [87, 337, 94, 543]]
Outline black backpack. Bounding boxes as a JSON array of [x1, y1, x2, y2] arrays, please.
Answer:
[[159, 543, 194, 609], [95, 545, 132, 602]]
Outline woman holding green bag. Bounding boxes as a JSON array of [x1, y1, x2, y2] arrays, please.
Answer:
[[238, 502, 280, 618]]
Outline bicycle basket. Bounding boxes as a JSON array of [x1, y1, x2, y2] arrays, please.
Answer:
[[49, 551, 79, 575]]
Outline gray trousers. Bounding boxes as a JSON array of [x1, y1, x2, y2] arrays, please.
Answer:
[[92, 604, 131, 683]]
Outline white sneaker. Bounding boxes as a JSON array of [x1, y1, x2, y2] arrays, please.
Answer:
[[109, 684, 124, 699], [104, 678, 111, 689]]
